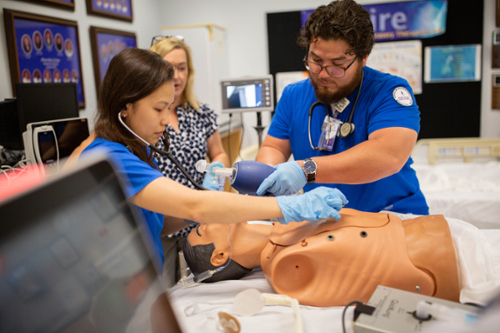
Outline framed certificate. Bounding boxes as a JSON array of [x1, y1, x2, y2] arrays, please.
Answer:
[[90, 26, 137, 93], [3, 9, 85, 108], [86, 0, 133, 22], [16, 0, 75, 11]]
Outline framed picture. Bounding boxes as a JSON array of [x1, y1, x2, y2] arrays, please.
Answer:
[[3, 9, 85, 108], [424, 44, 482, 83], [15, 0, 75, 11], [85, 0, 133, 22], [90, 26, 137, 93]]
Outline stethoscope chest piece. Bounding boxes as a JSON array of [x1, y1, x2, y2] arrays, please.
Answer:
[[340, 122, 355, 138]]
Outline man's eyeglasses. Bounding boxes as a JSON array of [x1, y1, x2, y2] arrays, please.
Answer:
[[303, 56, 358, 78], [150, 35, 184, 47]]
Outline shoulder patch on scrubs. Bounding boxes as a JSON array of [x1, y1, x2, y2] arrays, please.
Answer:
[[392, 87, 413, 106]]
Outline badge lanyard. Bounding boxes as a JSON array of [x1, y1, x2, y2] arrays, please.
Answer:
[[307, 70, 364, 151]]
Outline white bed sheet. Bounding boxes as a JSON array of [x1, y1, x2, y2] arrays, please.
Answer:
[[168, 215, 500, 333], [413, 161, 500, 229]]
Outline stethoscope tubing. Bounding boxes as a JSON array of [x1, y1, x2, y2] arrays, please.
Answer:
[[307, 70, 364, 150], [118, 111, 208, 190]]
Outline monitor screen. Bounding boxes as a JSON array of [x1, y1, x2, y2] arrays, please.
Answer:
[[15, 83, 79, 135], [220, 76, 274, 113], [37, 129, 57, 164], [0, 156, 181, 332]]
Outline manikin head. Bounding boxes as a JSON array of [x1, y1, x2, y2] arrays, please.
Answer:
[[183, 223, 273, 282], [299, 0, 374, 103]]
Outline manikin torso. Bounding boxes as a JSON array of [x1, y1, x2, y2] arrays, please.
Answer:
[[260, 209, 460, 307], [187, 209, 460, 307]]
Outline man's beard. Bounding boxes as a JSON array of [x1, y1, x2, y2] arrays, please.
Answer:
[[310, 65, 364, 104]]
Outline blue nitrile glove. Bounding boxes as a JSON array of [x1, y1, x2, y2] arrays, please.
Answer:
[[202, 161, 225, 191], [256, 161, 307, 196], [276, 187, 348, 224]]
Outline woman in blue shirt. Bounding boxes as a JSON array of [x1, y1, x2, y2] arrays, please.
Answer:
[[75, 48, 347, 269]]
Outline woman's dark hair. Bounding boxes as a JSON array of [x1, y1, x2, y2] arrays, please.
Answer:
[[298, 0, 374, 59], [183, 238, 251, 283], [94, 48, 174, 168]]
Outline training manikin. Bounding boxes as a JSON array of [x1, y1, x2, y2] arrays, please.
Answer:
[[183, 209, 460, 307]]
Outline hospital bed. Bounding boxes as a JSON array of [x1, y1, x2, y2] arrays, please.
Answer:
[[168, 213, 500, 333], [411, 137, 500, 229], [163, 140, 500, 332]]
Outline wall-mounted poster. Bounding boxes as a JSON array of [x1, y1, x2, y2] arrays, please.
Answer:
[[367, 40, 422, 94], [424, 44, 482, 83], [90, 26, 137, 93], [86, 0, 133, 22], [16, 0, 75, 11], [3, 9, 85, 108], [275, 71, 309, 102]]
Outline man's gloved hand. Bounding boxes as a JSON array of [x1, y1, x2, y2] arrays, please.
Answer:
[[202, 161, 224, 191], [276, 187, 348, 224], [256, 161, 307, 196]]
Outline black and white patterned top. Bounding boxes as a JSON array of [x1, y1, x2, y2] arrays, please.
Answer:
[[156, 102, 218, 238]]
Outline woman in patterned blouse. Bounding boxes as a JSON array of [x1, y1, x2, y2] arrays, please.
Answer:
[[150, 36, 229, 286]]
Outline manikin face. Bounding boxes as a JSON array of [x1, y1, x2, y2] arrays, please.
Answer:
[[189, 224, 230, 248], [123, 82, 175, 145], [187, 222, 272, 269], [308, 38, 366, 103], [163, 48, 188, 103]]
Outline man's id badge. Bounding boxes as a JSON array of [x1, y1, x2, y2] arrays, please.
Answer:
[[318, 115, 342, 151]]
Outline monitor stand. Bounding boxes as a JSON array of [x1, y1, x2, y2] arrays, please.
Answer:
[[254, 112, 266, 148]]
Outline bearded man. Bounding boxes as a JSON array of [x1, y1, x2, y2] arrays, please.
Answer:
[[256, 0, 427, 215]]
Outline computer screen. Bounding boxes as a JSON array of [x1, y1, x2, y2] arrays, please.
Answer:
[[15, 83, 79, 135], [0, 155, 181, 332], [220, 75, 274, 113], [0, 99, 22, 150]]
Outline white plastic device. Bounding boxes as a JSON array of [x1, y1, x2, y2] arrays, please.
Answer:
[[32, 125, 59, 175]]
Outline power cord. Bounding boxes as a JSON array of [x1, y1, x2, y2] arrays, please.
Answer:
[[342, 301, 375, 333], [237, 118, 245, 161], [228, 113, 232, 164]]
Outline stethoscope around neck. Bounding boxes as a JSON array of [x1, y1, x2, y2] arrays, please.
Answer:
[[308, 70, 363, 151]]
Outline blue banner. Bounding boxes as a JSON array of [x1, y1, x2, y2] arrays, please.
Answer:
[[300, 0, 447, 42]]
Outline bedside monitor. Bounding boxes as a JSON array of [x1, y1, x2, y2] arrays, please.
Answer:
[[220, 75, 274, 113], [23, 117, 90, 174]]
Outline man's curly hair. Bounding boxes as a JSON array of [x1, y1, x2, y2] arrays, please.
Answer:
[[298, 0, 374, 58]]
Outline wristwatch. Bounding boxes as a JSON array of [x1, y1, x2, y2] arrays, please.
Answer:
[[301, 158, 317, 184]]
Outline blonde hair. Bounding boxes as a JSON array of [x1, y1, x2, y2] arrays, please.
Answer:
[[150, 37, 199, 110]]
